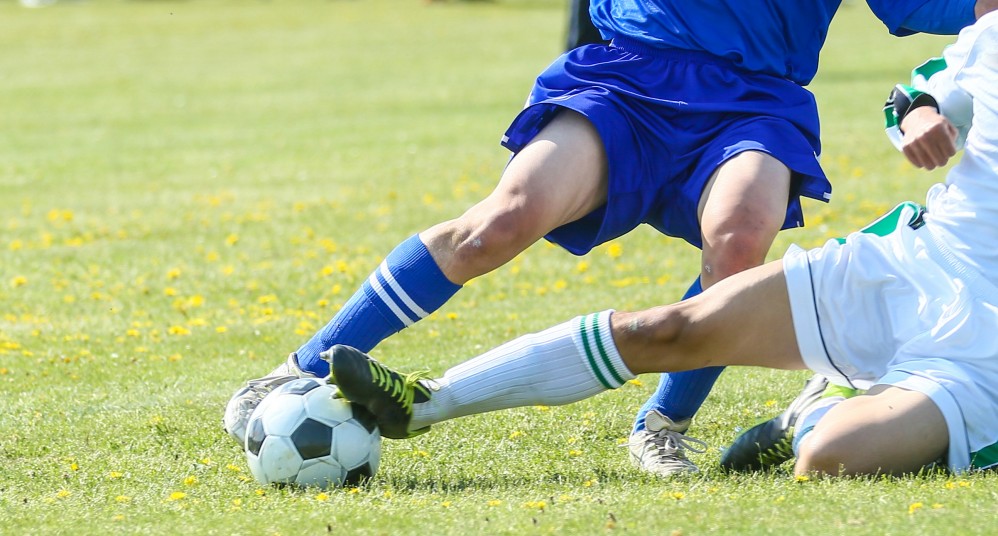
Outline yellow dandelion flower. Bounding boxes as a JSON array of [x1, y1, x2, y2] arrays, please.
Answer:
[[488, 500, 502, 507], [70, 463, 79, 471], [56, 490, 71, 499], [115, 495, 130, 503], [932, 503, 944, 509], [222, 265, 235, 276], [9, 239, 23, 251], [584, 479, 597, 487], [509, 431, 524, 440], [255, 489, 266, 496], [383, 491, 393, 499], [200, 457, 212, 465], [522, 500, 546, 510], [10, 276, 27, 288], [626, 378, 643, 387], [226, 464, 242, 472], [167, 325, 191, 336], [315, 493, 329, 502], [413, 450, 430, 458], [164, 287, 177, 297], [568, 449, 582, 457], [166, 268, 182, 280], [225, 233, 239, 246], [112, 515, 125, 522], [671, 492, 685, 500], [534, 405, 550, 411], [605, 242, 623, 258], [441, 501, 452, 508], [446, 312, 458, 320], [795, 475, 810, 482], [575, 261, 589, 273], [183, 476, 197, 486], [167, 491, 186, 501], [215, 326, 228, 333], [908, 502, 923, 515], [765, 399, 778, 407], [109, 471, 123, 479], [348, 487, 361, 494]]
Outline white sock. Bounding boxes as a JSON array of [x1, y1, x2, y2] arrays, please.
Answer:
[[792, 396, 844, 456], [412, 310, 635, 429]]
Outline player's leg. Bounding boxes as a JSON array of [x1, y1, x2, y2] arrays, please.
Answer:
[[629, 151, 793, 475], [328, 259, 806, 439], [794, 384, 948, 476], [225, 110, 608, 441]]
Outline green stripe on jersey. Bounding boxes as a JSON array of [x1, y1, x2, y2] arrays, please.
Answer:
[[835, 202, 925, 244], [971, 442, 998, 470], [911, 56, 948, 85]]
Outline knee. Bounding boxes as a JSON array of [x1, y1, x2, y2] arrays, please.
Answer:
[[794, 429, 854, 477], [701, 228, 775, 282], [438, 206, 538, 271]]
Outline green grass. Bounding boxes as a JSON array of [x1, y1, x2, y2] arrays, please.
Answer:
[[1, 1, 995, 534]]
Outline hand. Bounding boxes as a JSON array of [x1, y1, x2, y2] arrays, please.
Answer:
[[899, 106, 958, 170]]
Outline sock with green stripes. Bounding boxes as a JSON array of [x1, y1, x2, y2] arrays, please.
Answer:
[[411, 310, 634, 428]]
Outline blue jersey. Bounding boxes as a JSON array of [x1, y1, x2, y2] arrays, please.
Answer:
[[590, 0, 976, 84]]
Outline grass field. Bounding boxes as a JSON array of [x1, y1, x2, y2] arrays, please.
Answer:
[[2, 1, 996, 534]]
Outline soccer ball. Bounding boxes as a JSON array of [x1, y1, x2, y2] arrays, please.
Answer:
[[244, 377, 381, 489]]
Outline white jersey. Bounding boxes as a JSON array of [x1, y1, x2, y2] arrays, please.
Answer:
[[918, 11, 998, 283]]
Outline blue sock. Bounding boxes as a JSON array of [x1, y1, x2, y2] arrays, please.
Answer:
[[631, 276, 725, 433], [295, 235, 461, 377]]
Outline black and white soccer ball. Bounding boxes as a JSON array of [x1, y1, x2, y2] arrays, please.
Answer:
[[244, 378, 381, 489]]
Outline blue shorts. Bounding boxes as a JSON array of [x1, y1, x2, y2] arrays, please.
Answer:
[[501, 38, 831, 253]]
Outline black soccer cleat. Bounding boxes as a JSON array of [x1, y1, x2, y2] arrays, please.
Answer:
[[720, 375, 829, 472], [322, 344, 433, 439]]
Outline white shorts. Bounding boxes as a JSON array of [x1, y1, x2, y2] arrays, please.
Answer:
[[783, 206, 998, 472]]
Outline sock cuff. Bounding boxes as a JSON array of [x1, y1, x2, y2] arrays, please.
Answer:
[[574, 310, 635, 390], [368, 235, 461, 327]]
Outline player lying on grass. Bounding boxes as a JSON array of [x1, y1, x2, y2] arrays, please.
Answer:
[[324, 12, 998, 476]]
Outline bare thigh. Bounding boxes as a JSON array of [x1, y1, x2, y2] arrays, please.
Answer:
[[795, 384, 948, 476], [421, 110, 608, 283]]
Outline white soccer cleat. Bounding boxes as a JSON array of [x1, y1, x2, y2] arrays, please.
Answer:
[[627, 410, 706, 477], [223, 352, 316, 445]]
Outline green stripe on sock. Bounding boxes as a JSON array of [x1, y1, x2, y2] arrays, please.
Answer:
[[579, 314, 614, 390], [590, 313, 626, 387]]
